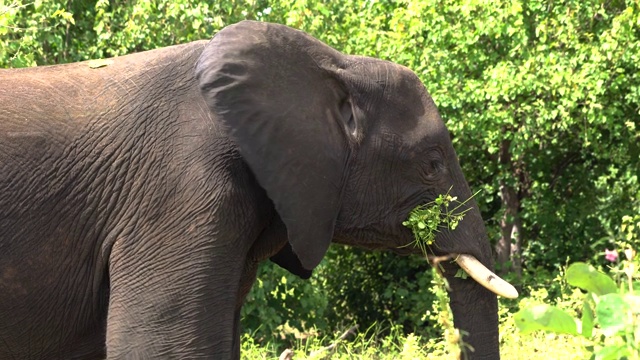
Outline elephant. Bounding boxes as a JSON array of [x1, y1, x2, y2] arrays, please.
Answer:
[[0, 21, 516, 359]]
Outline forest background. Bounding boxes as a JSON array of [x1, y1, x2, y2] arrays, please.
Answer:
[[2, 0, 639, 358]]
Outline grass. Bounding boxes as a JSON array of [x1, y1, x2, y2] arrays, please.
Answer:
[[241, 285, 592, 359], [241, 324, 449, 359], [241, 318, 589, 359]]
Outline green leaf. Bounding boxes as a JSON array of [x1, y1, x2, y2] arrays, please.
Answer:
[[51, 9, 75, 25], [454, 269, 468, 279], [595, 344, 630, 360], [596, 293, 630, 336], [565, 262, 617, 296], [580, 294, 594, 338], [514, 304, 580, 336]]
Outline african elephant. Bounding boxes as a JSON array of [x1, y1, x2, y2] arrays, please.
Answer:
[[0, 21, 515, 359]]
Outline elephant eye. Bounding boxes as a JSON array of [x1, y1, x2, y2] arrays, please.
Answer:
[[347, 112, 355, 133], [423, 149, 446, 179], [341, 100, 356, 136], [429, 159, 445, 174]]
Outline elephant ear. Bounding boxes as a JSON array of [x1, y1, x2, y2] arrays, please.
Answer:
[[270, 243, 313, 280], [196, 21, 354, 270]]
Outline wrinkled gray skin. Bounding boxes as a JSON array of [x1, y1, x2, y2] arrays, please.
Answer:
[[0, 21, 498, 359]]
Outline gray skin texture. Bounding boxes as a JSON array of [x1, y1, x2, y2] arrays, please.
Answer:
[[0, 21, 498, 359]]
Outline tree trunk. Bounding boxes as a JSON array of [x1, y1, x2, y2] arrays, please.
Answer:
[[510, 216, 523, 278], [495, 138, 522, 278]]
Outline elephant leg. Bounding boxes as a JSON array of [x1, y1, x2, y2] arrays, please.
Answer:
[[230, 216, 290, 358], [231, 257, 263, 359], [105, 233, 248, 359], [231, 306, 243, 360]]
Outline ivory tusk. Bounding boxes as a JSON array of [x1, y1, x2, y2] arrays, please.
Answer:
[[454, 254, 519, 299]]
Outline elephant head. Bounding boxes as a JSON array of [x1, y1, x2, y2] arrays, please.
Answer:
[[196, 21, 515, 359]]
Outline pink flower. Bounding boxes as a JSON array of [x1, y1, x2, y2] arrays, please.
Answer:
[[604, 249, 619, 262]]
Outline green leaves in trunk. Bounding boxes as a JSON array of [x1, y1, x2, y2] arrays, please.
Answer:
[[401, 190, 473, 257]]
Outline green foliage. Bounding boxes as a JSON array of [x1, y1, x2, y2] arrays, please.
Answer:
[[415, 0, 640, 271], [241, 323, 441, 360], [0, 0, 274, 66], [499, 288, 591, 359], [514, 303, 581, 336], [241, 261, 329, 345], [402, 191, 472, 256], [244, 285, 595, 359], [314, 246, 439, 339], [241, 246, 443, 346], [565, 262, 617, 296], [515, 252, 640, 359], [242, 269, 460, 359]]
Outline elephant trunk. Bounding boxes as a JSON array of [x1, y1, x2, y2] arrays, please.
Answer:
[[433, 185, 506, 359], [443, 265, 501, 360]]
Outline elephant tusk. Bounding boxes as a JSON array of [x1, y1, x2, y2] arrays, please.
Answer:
[[454, 254, 519, 299]]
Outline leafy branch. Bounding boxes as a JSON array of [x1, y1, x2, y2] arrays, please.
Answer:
[[401, 188, 478, 257]]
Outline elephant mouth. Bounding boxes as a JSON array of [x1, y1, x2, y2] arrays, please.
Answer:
[[453, 254, 519, 299], [390, 246, 415, 256]]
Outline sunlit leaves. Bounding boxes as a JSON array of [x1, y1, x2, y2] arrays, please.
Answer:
[[514, 304, 580, 336], [516, 254, 640, 358], [566, 262, 617, 296]]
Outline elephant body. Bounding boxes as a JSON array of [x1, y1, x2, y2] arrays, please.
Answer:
[[1, 41, 274, 358], [0, 21, 503, 359]]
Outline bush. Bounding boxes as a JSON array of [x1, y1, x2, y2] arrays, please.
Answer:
[[318, 246, 438, 338], [242, 246, 440, 345], [515, 247, 640, 359]]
